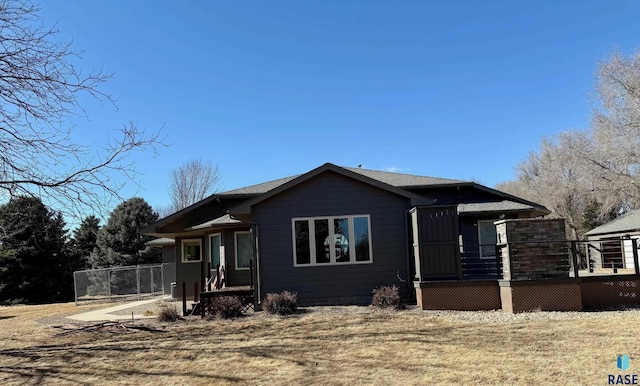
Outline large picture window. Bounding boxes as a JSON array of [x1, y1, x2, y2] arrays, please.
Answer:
[[292, 215, 372, 266], [235, 231, 252, 270], [182, 239, 202, 263], [209, 233, 223, 268], [478, 220, 498, 259]]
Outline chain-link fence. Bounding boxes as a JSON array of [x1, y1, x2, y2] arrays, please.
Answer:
[[73, 263, 176, 305]]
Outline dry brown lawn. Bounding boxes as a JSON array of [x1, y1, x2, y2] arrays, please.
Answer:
[[1, 302, 639, 385]]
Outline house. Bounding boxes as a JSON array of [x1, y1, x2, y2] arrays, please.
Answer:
[[584, 210, 640, 272], [142, 163, 549, 306]]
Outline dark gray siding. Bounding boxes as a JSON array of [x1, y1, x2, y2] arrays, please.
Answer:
[[175, 236, 204, 298], [222, 228, 252, 286], [252, 171, 411, 305], [161, 245, 175, 264]]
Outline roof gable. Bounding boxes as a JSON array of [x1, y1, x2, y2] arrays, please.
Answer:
[[217, 166, 464, 196], [229, 163, 432, 215]]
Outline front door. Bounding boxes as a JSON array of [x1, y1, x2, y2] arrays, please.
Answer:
[[210, 233, 225, 274]]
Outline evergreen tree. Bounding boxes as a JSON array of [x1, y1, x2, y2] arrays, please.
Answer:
[[0, 197, 82, 303], [72, 215, 101, 263], [89, 198, 160, 268]]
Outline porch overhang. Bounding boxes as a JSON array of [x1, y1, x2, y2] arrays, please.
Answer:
[[144, 214, 251, 239], [457, 200, 550, 217], [184, 214, 247, 231]]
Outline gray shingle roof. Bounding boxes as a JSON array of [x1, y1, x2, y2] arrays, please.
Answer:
[[218, 166, 464, 196], [342, 167, 464, 187], [186, 214, 246, 230], [585, 209, 640, 236], [145, 237, 175, 246], [218, 175, 300, 195], [457, 200, 538, 214]]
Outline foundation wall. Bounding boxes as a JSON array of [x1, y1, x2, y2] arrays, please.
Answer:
[[415, 281, 501, 311], [581, 276, 640, 309], [498, 280, 582, 313]]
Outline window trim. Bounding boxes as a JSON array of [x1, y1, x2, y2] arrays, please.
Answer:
[[234, 230, 252, 271], [181, 238, 202, 263], [477, 220, 498, 259], [292, 214, 373, 267]]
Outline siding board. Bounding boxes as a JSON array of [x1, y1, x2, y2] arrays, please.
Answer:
[[252, 171, 411, 305]]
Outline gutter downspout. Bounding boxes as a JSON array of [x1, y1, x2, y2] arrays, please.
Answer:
[[253, 223, 261, 306], [405, 208, 415, 303]]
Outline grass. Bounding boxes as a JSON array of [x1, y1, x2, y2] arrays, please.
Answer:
[[1, 302, 639, 385]]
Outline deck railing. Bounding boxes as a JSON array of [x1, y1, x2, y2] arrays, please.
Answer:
[[422, 238, 640, 282], [568, 238, 640, 277], [459, 243, 502, 280]]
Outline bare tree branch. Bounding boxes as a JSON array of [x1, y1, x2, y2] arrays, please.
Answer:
[[0, 0, 167, 219]]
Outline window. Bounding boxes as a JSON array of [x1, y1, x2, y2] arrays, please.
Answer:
[[209, 233, 223, 268], [478, 220, 498, 259], [182, 239, 202, 263], [292, 215, 372, 266], [235, 231, 252, 270]]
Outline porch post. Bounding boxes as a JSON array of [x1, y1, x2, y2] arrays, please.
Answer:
[[633, 238, 640, 276]]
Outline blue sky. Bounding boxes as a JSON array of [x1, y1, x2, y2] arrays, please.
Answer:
[[37, 1, 640, 217]]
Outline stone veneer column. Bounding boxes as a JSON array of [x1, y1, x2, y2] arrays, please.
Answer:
[[495, 218, 582, 313]]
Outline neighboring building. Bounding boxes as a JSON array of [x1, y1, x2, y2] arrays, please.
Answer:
[[142, 163, 549, 305], [584, 210, 640, 271]]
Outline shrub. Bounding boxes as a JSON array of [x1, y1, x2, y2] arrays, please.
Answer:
[[371, 285, 401, 310], [157, 305, 182, 322], [207, 296, 244, 319], [263, 291, 298, 315]]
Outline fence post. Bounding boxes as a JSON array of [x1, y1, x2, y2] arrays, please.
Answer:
[[633, 238, 640, 276], [150, 267, 154, 294], [136, 266, 141, 300], [73, 271, 79, 305], [570, 241, 579, 278], [160, 264, 165, 295], [107, 270, 112, 301], [194, 282, 199, 303]]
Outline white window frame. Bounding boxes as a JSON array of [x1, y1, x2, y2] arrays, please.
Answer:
[[181, 238, 202, 263], [477, 220, 498, 259], [291, 214, 373, 267], [234, 230, 252, 271]]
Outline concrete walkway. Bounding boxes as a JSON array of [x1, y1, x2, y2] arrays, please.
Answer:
[[68, 297, 166, 322]]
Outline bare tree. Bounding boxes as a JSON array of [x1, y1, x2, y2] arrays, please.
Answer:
[[0, 0, 165, 219], [168, 159, 221, 213], [497, 132, 596, 239], [587, 51, 640, 211], [498, 50, 640, 238]]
